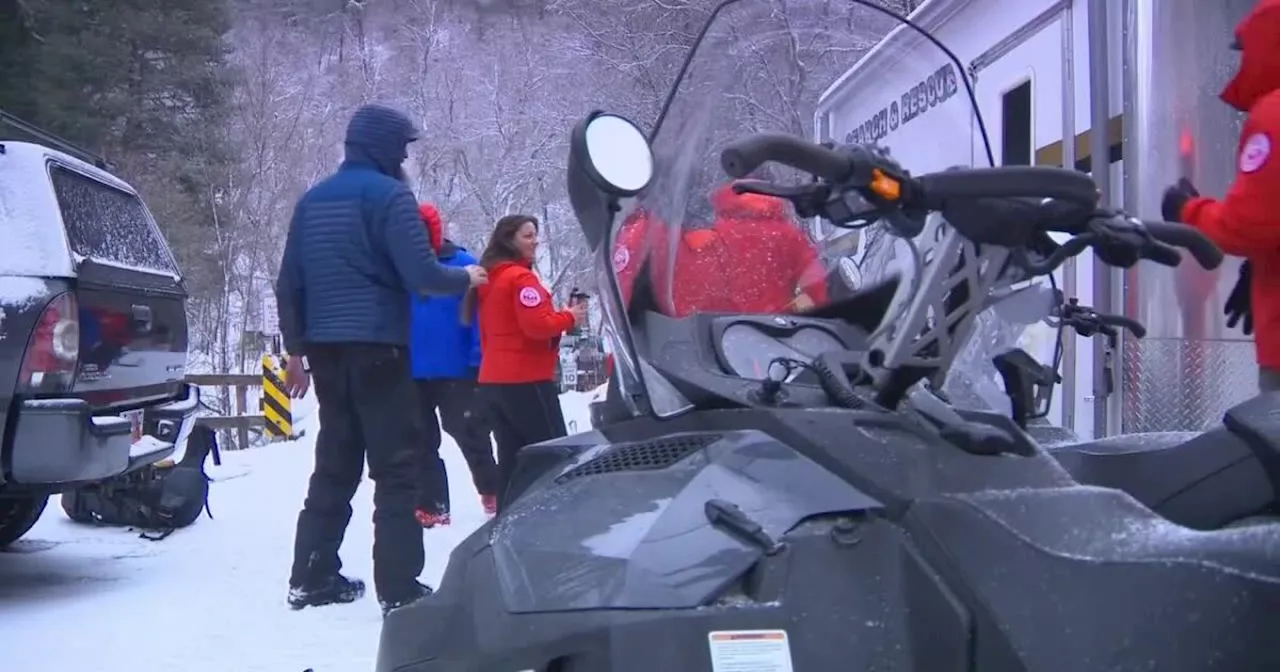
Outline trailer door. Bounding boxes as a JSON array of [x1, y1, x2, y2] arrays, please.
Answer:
[[1120, 0, 1256, 434]]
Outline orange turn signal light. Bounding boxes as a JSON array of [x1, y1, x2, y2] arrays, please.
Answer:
[[870, 168, 901, 201]]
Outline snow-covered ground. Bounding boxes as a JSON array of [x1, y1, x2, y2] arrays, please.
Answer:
[[0, 388, 600, 672]]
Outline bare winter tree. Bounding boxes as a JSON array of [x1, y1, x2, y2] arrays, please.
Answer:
[[202, 0, 903, 382]]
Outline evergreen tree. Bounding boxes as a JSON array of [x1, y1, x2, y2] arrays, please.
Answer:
[[0, 0, 238, 289]]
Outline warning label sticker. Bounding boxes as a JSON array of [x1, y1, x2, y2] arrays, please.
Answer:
[[708, 630, 793, 672]]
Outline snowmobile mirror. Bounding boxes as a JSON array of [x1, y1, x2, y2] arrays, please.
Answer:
[[577, 112, 653, 196]]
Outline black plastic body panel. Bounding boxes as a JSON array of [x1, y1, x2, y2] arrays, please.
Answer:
[[493, 429, 882, 612], [377, 406, 1280, 672]]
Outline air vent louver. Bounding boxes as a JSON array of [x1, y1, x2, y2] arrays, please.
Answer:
[[556, 434, 722, 483]]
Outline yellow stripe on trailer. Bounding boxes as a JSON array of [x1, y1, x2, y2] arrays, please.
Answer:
[[260, 354, 293, 439]]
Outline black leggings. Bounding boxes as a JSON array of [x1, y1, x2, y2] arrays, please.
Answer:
[[481, 381, 567, 510]]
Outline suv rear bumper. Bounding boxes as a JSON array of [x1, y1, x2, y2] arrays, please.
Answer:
[[8, 384, 200, 487]]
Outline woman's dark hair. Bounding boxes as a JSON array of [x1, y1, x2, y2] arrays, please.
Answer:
[[460, 214, 540, 326]]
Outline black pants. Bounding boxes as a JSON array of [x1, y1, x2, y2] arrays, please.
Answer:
[[482, 381, 567, 511], [415, 377, 499, 513], [289, 343, 425, 604]]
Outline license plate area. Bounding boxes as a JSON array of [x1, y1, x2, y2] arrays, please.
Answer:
[[125, 410, 144, 443]]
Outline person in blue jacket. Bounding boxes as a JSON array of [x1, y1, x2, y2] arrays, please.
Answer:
[[275, 104, 488, 616], [410, 202, 500, 525]]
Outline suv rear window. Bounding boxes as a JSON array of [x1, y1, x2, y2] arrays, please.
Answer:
[[48, 165, 177, 273]]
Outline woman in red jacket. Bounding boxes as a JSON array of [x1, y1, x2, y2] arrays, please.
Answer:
[[461, 214, 587, 509]]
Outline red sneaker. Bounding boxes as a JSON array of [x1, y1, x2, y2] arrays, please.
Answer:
[[415, 509, 451, 528], [480, 495, 498, 517]]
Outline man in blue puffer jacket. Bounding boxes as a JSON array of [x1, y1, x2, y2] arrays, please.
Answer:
[[410, 203, 500, 528], [275, 103, 488, 616]]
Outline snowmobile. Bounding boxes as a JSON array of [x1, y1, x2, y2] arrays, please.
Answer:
[[377, 2, 1280, 670]]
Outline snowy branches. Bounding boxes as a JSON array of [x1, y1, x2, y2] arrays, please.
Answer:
[[199, 0, 898, 367]]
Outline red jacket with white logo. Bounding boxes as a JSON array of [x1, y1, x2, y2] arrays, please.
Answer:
[[476, 260, 575, 384], [605, 186, 828, 376], [1178, 0, 1280, 367], [614, 185, 828, 315]]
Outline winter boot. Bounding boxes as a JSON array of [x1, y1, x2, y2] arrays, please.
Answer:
[[415, 509, 451, 528], [288, 573, 366, 610], [380, 581, 434, 616], [480, 494, 498, 517]]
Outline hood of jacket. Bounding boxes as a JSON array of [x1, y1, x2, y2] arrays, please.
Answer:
[[711, 182, 790, 220], [1222, 0, 1280, 111], [439, 239, 463, 260], [343, 104, 420, 177], [419, 202, 445, 252]]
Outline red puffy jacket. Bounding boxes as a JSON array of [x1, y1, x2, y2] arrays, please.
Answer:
[[605, 185, 828, 377], [614, 184, 828, 316], [1177, 0, 1280, 367], [476, 260, 576, 384]]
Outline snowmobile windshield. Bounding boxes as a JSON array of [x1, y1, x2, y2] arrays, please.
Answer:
[[609, 0, 997, 417]]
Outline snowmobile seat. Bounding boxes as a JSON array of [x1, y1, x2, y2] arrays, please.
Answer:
[[1222, 391, 1280, 490], [1049, 426, 1274, 530]]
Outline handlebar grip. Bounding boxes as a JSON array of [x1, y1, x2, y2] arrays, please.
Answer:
[[1141, 220, 1224, 270], [720, 134, 853, 183], [1142, 241, 1184, 268], [1096, 313, 1148, 339], [917, 167, 1099, 208]]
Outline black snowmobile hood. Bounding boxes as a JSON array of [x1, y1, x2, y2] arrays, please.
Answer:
[[487, 429, 880, 612]]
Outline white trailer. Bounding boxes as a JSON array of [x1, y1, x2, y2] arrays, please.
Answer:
[[813, 0, 1256, 440]]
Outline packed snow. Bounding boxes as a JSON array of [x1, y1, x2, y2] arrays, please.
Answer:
[[0, 143, 78, 278], [0, 388, 599, 672], [0, 276, 47, 310]]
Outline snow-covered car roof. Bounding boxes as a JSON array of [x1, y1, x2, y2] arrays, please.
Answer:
[[0, 140, 141, 278]]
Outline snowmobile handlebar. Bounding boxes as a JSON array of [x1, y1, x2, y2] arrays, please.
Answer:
[[719, 133, 1224, 273], [1056, 298, 1148, 340], [721, 133, 857, 184], [719, 132, 1100, 208], [1015, 212, 1223, 275], [1143, 220, 1224, 270]]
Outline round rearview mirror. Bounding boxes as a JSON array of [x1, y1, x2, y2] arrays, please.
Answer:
[[583, 114, 653, 196]]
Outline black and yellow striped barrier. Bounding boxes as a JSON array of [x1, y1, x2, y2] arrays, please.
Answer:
[[260, 354, 294, 440]]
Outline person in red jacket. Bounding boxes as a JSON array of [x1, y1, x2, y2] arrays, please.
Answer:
[[460, 214, 587, 509], [603, 183, 829, 379], [613, 181, 829, 316], [1162, 0, 1280, 391]]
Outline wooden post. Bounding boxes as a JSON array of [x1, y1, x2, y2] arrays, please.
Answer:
[[234, 383, 249, 450]]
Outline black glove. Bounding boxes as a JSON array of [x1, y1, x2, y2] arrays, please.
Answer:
[[1225, 261, 1254, 335], [1161, 178, 1200, 222]]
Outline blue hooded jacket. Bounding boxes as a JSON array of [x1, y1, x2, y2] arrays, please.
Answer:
[[409, 240, 482, 379], [274, 104, 471, 353]]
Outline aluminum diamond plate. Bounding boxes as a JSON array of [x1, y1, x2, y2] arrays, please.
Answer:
[[1121, 338, 1258, 433]]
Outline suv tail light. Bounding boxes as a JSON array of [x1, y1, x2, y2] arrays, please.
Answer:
[[18, 292, 80, 393]]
